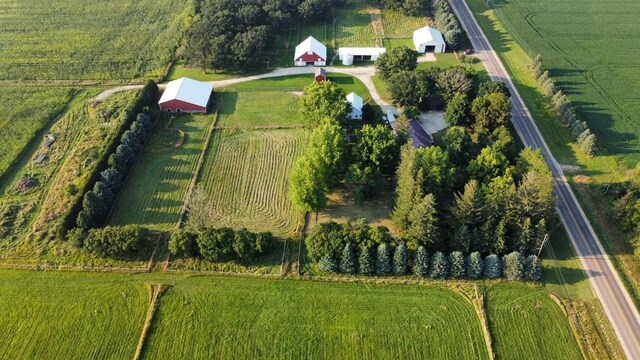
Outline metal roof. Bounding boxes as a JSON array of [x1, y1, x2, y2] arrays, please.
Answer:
[[337, 47, 387, 57], [413, 26, 445, 45], [346, 92, 363, 110], [295, 36, 327, 60], [158, 77, 214, 108], [408, 119, 433, 148]]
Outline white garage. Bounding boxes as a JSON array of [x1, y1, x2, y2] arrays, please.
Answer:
[[338, 47, 386, 65], [413, 26, 446, 53]]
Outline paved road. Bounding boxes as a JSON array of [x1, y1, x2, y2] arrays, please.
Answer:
[[448, 0, 640, 357]]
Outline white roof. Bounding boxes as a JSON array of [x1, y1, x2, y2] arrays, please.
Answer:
[[338, 47, 387, 57], [346, 92, 363, 110], [295, 36, 327, 60], [413, 26, 445, 45], [159, 77, 213, 108]]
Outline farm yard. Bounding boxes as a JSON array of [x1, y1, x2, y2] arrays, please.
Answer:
[[109, 113, 214, 231], [0, 0, 191, 81]]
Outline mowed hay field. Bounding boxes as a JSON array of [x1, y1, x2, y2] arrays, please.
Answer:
[[215, 91, 302, 128], [195, 128, 307, 235], [471, 0, 640, 166], [0, 270, 147, 360], [0, 0, 191, 80], [142, 276, 489, 360], [109, 113, 214, 230], [487, 283, 582, 360], [0, 87, 73, 183]]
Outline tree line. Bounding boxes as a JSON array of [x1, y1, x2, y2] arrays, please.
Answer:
[[169, 227, 276, 262], [616, 164, 640, 252], [431, 0, 463, 50], [184, 0, 343, 70], [308, 219, 541, 280]]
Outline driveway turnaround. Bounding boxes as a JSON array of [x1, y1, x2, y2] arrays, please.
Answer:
[[447, 0, 640, 357]]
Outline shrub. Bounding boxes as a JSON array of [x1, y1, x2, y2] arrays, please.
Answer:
[[169, 230, 196, 257], [413, 246, 429, 276], [197, 227, 235, 262], [339, 243, 356, 274], [449, 251, 465, 278], [361, 103, 375, 122], [430, 251, 449, 279], [376, 243, 392, 275], [233, 228, 258, 261], [392, 243, 408, 275], [502, 252, 524, 280], [255, 232, 274, 254], [306, 221, 345, 262], [466, 251, 484, 279], [76, 191, 107, 229], [318, 253, 338, 273], [524, 255, 542, 281], [484, 254, 502, 279], [84, 225, 146, 257]]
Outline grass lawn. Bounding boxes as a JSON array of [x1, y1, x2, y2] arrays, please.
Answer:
[[109, 112, 214, 231], [486, 283, 582, 360], [0, 269, 147, 360], [143, 276, 489, 359], [194, 128, 307, 236], [0, 0, 190, 81], [166, 60, 260, 82], [0, 87, 74, 186], [214, 91, 301, 128]]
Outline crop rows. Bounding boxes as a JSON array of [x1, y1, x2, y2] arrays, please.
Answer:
[[380, 9, 428, 38], [109, 114, 214, 231], [195, 129, 307, 236], [143, 276, 490, 359], [0, 87, 73, 184], [335, 8, 378, 47], [486, 283, 582, 359], [0, 0, 191, 80]]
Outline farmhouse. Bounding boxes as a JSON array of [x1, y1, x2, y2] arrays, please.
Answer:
[[413, 26, 446, 53], [338, 47, 386, 65], [407, 119, 433, 148], [294, 36, 327, 66], [315, 68, 326, 82], [159, 77, 213, 113], [346, 92, 363, 120]]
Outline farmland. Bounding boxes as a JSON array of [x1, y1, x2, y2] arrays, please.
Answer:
[[196, 128, 307, 235], [109, 113, 214, 231], [0, 87, 74, 185], [0, 270, 147, 360], [214, 91, 302, 128], [0, 0, 191, 81]]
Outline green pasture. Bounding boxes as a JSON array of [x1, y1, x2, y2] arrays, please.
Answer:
[[487, 283, 582, 359], [109, 113, 214, 230], [214, 91, 301, 128], [0, 87, 73, 186], [0, 0, 191, 80], [194, 128, 307, 235], [0, 270, 147, 360]]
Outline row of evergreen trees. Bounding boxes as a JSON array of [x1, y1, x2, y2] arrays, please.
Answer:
[[319, 243, 541, 281], [432, 0, 463, 50], [76, 113, 153, 229], [530, 55, 595, 156]]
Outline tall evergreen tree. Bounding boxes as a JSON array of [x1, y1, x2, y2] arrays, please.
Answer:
[[429, 251, 449, 279], [358, 246, 374, 275], [524, 255, 542, 281], [413, 246, 429, 276], [318, 253, 338, 273], [466, 251, 484, 279], [406, 194, 439, 247], [392, 243, 408, 275], [392, 142, 423, 231], [449, 251, 466, 278], [376, 243, 392, 275], [484, 254, 502, 279], [339, 243, 356, 274], [502, 252, 525, 280]]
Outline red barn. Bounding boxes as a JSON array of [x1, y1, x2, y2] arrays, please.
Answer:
[[315, 68, 326, 82], [158, 77, 214, 113], [294, 36, 327, 66]]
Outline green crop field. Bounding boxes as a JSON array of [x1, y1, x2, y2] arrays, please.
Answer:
[[380, 9, 428, 38], [0, 0, 191, 81], [195, 128, 306, 235], [0, 270, 147, 360], [215, 91, 302, 128], [487, 283, 582, 359], [335, 7, 378, 47], [143, 276, 489, 359], [109, 113, 214, 230], [472, 0, 640, 167], [0, 87, 74, 184]]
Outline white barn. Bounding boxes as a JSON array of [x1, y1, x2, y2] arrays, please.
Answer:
[[338, 47, 386, 65], [413, 26, 446, 53], [294, 36, 327, 66], [346, 92, 363, 120]]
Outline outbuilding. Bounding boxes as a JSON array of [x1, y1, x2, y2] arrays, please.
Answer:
[[338, 47, 387, 65], [413, 26, 446, 53], [346, 92, 363, 120], [294, 37, 327, 66], [407, 119, 433, 148], [159, 77, 214, 113], [315, 68, 327, 82]]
